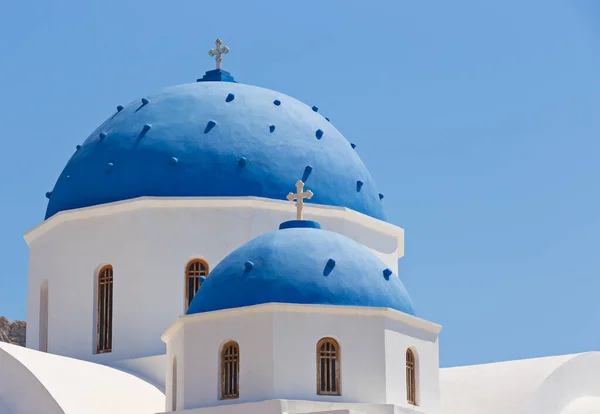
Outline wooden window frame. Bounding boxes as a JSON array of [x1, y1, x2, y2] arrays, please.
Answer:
[[185, 259, 209, 312], [96, 265, 114, 354], [220, 341, 240, 400], [316, 337, 341, 396], [406, 348, 417, 405]]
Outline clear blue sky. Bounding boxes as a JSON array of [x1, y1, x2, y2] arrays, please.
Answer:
[[1, 0, 599, 367]]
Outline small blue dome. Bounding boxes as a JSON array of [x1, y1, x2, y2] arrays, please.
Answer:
[[187, 221, 414, 315], [45, 77, 385, 220]]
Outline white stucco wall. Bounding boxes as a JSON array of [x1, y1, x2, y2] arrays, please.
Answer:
[[271, 308, 385, 403], [108, 353, 167, 391], [383, 318, 440, 412], [170, 309, 276, 411], [24, 197, 404, 364], [166, 327, 186, 412], [162, 304, 440, 412]]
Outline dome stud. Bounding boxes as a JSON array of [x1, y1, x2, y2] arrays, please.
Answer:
[[379, 193, 384, 200], [204, 120, 217, 134], [244, 261, 254, 270], [312, 106, 319, 112], [315, 129, 323, 140], [45, 191, 52, 199], [116, 105, 124, 112], [383, 268, 393, 280], [238, 157, 247, 167], [350, 143, 356, 149], [302, 165, 313, 182], [169, 157, 179, 165], [323, 258, 336, 276], [356, 180, 364, 192], [99, 132, 107, 140], [135, 99, 150, 113], [269, 125, 276, 133], [75, 145, 81, 150], [226, 93, 235, 102], [106, 162, 114, 173], [273, 99, 281, 106]]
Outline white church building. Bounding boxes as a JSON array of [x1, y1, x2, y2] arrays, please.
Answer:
[[1, 40, 600, 414]]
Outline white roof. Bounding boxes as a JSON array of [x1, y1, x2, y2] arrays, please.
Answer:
[[0, 342, 164, 414], [440, 352, 600, 414], [561, 397, 600, 414]]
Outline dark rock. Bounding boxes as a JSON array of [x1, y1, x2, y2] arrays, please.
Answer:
[[0, 316, 26, 347]]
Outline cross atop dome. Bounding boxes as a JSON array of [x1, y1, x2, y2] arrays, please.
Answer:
[[287, 180, 313, 220], [208, 38, 230, 70], [197, 38, 236, 83]]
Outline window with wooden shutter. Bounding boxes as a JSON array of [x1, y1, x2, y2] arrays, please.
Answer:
[[317, 337, 341, 396], [406, 348, 417, 405], [96, 265, 113, 354], [221, 341, 240, 399], [185, 259, 208, 311]]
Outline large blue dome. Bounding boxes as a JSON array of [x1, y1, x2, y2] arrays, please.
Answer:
[[187, 220, 414, 315], [45, 74, 386, 220]]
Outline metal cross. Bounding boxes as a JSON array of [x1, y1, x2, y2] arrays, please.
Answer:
[[286, 180, 314, 220], [208, 38, 230, 70]]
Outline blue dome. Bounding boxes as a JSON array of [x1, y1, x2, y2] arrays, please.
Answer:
[[187, 221, 414, 315], [45, 76, 386, 220]]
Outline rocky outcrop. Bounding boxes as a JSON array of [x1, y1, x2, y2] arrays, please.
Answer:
[[0, 317, 26, 347]]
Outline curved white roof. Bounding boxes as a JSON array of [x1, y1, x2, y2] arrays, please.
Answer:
[[561, 397, 600, 414], [440, 352, 600, 414], [0, 343, 164, 414]]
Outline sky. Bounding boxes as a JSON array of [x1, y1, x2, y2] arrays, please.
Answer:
[[1, 0, 599, 368]]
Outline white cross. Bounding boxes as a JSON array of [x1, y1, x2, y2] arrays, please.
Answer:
[[208, 38, 230, 70], [286, 180, 314, 220]]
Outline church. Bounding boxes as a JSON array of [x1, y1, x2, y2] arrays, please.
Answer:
[[1, 39, 599, 414]]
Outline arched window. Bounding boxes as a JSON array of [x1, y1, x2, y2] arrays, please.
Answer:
[[171, 357, 178, 411], [220, 341, 240, 400], [406, 348, 417, 405], [96, 265, 113, 354], [185, 259, 208, 311], [317, 337, 340, 396], [39, 279, 48, 352]]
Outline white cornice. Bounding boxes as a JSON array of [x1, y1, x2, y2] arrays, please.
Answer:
[[24, 196, 404, 250], [161, 302, 441, 343]]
